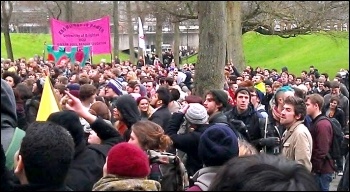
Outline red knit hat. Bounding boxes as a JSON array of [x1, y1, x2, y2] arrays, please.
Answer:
[[107, 142, 150, 177]]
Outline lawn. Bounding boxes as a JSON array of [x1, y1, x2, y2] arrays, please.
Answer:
[[1, 33, 129, 63], [1, 32, 349, 78], [183, 31, 349, 78]]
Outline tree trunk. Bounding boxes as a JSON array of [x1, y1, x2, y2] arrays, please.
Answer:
[[226, 2, 234, 65], [232, 2, 245, 72], [65, 1, 73, 22], [2, 21, 14, 61], [113, 1, 119, 58], [173, 21, 180, 66], [194, 1, 227, 97], [227, 1, 245, 72], [1, 1, 14, 61], [155, 13, 163, 62], [126, 1, 135, 64]]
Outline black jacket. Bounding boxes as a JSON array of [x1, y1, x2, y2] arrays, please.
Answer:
[[225, 104, 262, 148], [165, 112, 210, 177], [208, 111, 228, 124], [149, 105, 171, 129], [65, 117, 123, 191]]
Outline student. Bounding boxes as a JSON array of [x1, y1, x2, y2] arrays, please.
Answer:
[[12, 122, 75, 191], [187, 124, 239, 191], [280, 96, 313, 172], [92, 142, 161, 191]]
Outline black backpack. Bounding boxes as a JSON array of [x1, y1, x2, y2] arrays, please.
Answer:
[[315, 116, 344, 168]]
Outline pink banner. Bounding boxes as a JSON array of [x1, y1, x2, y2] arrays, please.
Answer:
[[50, 16, 111, 54]]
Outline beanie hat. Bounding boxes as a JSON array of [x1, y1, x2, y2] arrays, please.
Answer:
[[281, 66, 288, 72], [69, 90, 80, 98], [107, 142, 150, 177], [47, 110, 85, 147], [234, 87, 251, 100], [185, 103, 208, 125], [67, 83, 80, 91], [106, 79, 123, 95], [185, 95, 203, 104], [256, 89, 264, 102], [209, 89, 228, 108], [198, 124, 239, 166]]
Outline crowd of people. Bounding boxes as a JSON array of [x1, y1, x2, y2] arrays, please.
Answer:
[[1, 53, 349, 191]]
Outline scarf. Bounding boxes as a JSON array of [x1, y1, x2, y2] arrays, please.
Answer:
[[272, 106, 282, 123]]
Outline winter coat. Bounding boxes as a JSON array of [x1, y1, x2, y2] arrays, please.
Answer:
[[92, 174, 161, 191], [281, 120, 313, 172]]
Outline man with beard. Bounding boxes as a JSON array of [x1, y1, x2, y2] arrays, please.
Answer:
[[149, 87, 172, 129], [280, 96, 313, 172]]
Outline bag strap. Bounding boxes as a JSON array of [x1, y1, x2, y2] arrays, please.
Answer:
[[5, 127, 26, 169], [263, 117, 268, 153]]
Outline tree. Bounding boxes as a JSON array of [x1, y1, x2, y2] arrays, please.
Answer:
[[227, 1, 245, 72], [155, 11, 164, 62], [113, 1, 119, 58], [1, 1, 14, 61], [65, 1, 73, 22], [45, 1, 63, 19], [173, 20, 180, 66], [194, 1, 227, 97], [126, 1, 135, 63]]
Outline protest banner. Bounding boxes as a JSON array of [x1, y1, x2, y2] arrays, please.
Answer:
[[50, 16, 111, 54]]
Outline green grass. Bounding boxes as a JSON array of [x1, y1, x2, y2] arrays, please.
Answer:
[[182, 31, 349, 78], [1, 33, 129, 63], [2, 32, 349, 78]]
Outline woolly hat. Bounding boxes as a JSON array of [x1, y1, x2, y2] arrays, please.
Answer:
[[47, 110, 85, 147], [106, 79, 123, 95], [209, 89, 228, 108], [69, 90, 80, 98], [234, 87, 251, 100], [256, 89, 265, 102], [66, 83, 80, 91], [198, 124, 239, 166], [185, 103, 208, 125], [107, 142, 150, 177], [281, 66, 288, 72]]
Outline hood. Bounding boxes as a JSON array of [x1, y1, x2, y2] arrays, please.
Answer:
[[1, 79, 17, 151], [116, 95, 141, 128]]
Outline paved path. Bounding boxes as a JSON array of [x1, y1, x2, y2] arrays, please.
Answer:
[[330, 173, 341, 191]]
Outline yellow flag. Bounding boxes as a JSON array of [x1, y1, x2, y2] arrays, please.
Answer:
[[36, 76, 60, 121]]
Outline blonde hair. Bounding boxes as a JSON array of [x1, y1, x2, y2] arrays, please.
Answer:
[[238, 140, 258, 157], [131, 120, 172, 151]]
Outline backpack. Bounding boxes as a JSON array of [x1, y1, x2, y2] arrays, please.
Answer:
[[147, 150, 189, 191], [315, 116, 344, 168]]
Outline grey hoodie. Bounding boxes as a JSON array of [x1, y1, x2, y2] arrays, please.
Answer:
[[192, 166, 220, 191], [1, 79, 17, 151]]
